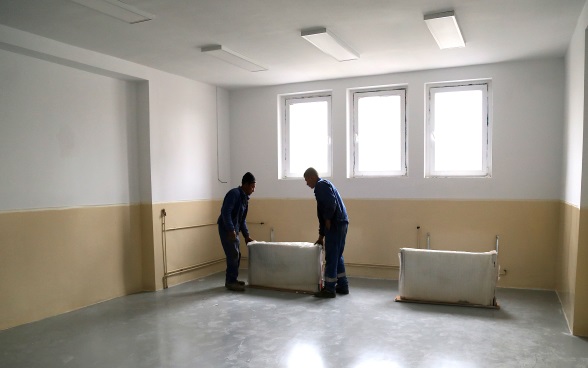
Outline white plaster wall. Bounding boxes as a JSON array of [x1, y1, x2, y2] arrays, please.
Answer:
[[136, 81, 153, 204], [0, 25, 232, 209], [564, 0, 588, 207], [0, 48, 138, 211], [230, 58, 565, 200], [585, 29, 588, 209], [148, 78, 231, 203]]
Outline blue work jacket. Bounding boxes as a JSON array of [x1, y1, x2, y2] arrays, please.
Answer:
[[217, 187, 250, 238], [314, 178, 348, 236]]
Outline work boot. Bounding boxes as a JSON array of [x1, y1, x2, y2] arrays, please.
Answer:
[[335, 286, 349, 295], [314, 288, 336, 298], [225, 281, 245, 291], [237, 280, 246, 286]]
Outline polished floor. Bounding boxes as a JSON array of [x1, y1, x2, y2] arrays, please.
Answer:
[[1, 272, 587, 368]]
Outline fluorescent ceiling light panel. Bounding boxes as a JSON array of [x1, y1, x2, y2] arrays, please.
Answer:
[[301, 27, 359, 61], [201, 45, 267, 72], [424, 11, 465, 49], [69, 0, 155, 24]]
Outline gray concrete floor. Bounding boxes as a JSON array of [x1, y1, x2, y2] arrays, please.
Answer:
[[1, 272, 587, 368]]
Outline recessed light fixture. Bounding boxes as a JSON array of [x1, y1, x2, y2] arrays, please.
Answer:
[[200, 45, 267, 72], [424, 11, 465, 49], [69, 0, 155, 24], [301, 27, 359, 62]]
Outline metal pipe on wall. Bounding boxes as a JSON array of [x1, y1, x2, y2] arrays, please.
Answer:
[[346, 262, 400, 270], [161, 209, 264, 289], [165, 223, 216, 232], [161, 209, 219, 289], [422, 232, 500, 253], [161, 209, 169, 288]]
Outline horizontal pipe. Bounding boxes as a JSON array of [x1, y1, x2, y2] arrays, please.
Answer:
[[164, 256, 251, 283], [165, 223, 216, 232], [346, 262, 399, 270], [165, 221, 264, 232], [164, 258, 225, 279]]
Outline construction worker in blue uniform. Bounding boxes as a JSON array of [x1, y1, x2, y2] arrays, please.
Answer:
[[303, 167, 349, 298], [217, 172, 256, 291]]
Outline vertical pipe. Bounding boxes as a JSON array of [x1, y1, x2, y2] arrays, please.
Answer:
[[416, 226, 421, 248], [216, 87, 227, 184], [427, 233, 431, 250], [161, 209, 168, 289], [495, 235, 500, 253]]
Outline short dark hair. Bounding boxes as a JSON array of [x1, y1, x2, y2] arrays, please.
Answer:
[[303, 167, 319, 178], [241, 172, 256, 185]]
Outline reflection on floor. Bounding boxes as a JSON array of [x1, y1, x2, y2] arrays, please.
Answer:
[[1, 271, 587, 368]]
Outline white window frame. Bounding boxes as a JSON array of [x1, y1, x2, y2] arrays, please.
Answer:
[[279, 92, 332, 179], [350, 86, 407, 177], [425, 80, 492, 178]]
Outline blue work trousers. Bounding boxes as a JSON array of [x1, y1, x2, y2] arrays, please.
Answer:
[[323, 222, 349, 292], [218, 225, 241, 283]]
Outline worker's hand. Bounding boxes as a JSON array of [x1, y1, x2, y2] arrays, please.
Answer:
[[245, 236, 254, 244], [228, 231, 237, 242], [325, 219, 331, 230], [315, 235, 324, 246]]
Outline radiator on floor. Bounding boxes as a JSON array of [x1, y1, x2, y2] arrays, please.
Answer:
[[247, 241, 323, 293], [397, 248, 499, 308]]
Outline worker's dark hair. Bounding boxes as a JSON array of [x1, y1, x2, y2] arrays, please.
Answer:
[[241, 172, 256, 185], [303, 167, 319, 178]]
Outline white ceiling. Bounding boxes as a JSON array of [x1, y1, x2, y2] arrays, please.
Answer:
[[0, 0, 585, 89]]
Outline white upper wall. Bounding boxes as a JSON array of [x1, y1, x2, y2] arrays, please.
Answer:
[[0, 23, 572, 206], [0, 25, 231, 211], [0, 48, 139, 210], [564, 0, 588, 207], [230, 58, 565, 200], [148, 79, 231, 203]]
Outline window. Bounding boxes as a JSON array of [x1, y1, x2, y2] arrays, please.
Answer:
[[425, 80, 491, 177], [350, 86, 407, 177], [279, 92, 331, 178]]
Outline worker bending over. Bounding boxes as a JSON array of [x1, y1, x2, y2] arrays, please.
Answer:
[[304, 167, 349, 298]]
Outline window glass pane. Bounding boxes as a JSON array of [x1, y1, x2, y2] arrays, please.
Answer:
[[357, 95, 401, 172], [288, 100, 328, 175], [433, 90, 483, 171]]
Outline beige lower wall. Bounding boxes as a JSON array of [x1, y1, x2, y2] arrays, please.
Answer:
[[556, 203, 588, 337], [574, 209, 588, 335], [248, 198, 561, 289], [150, 200, 231, 289], [557, 202, 579, 333], [0, 205, 143, 331], [140, 204, 156, 291], [0, 200, 234, 331], [1, 198, 578, 333]]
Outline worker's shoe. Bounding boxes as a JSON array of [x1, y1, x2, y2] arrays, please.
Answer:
[[335, 286, 349, 295], [225, 281, 245, 291], [236, 280, 246, 286], [314, 288, 336, 298]]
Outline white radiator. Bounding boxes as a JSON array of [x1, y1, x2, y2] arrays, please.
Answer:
[[247, 241, 323, 293], [397, 248, 499, 308]]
